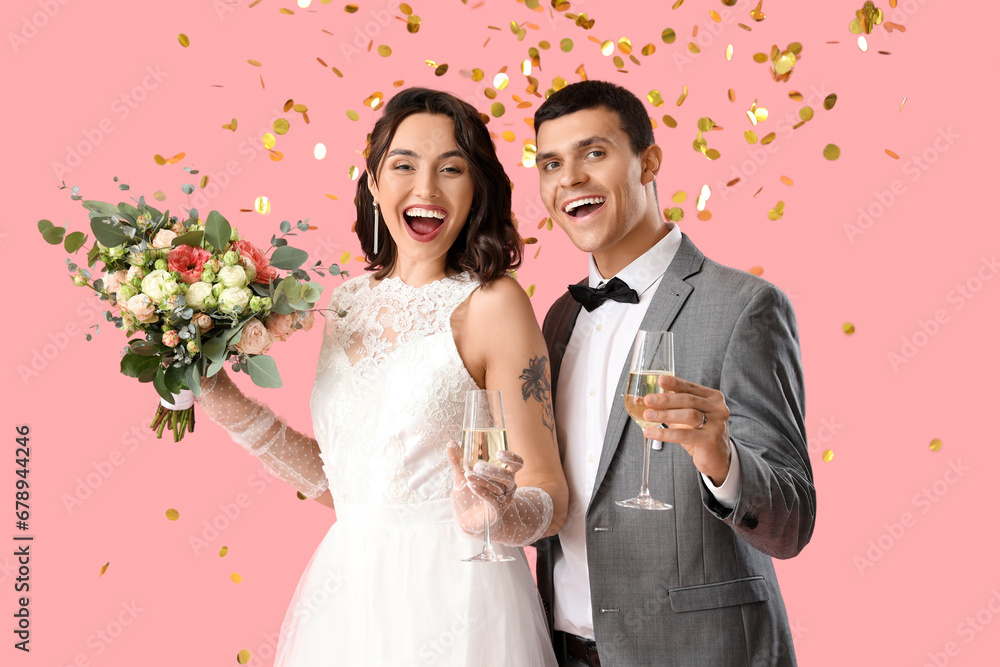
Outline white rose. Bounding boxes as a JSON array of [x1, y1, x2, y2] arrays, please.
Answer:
[[218, 286, 251, 315], [102, 269, 128, 295], [141, 269, 173, 304], [125, 294, 158, 323], [185, 282, 214, 310], [218, 265, 248, 289], [151, 229, 177, 249], [239, 255, 258, 283], [126, 265, 143, 283]]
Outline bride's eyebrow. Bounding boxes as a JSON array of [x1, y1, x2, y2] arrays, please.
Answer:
[[387, 148, 465, 160]]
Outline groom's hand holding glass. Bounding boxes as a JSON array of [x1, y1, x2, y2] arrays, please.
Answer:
[[640, 374, 734, 487]]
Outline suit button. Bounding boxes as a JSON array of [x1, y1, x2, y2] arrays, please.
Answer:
[[741, 513, 758, 529]]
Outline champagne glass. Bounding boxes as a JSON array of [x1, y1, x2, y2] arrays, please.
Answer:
[[617, 330, 675, 510], [460, 389, 516, 562]]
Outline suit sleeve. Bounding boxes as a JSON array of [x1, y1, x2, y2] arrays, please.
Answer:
[[700, 282, 816, 559]]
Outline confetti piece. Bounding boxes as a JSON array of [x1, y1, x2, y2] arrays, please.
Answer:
[[749, 266, 764, 276], [788, 90, 803, 102], [165, 509, 180, 521], [750, 0, 765, 21], [858, 35, 868, 52], [696, 184, 711, 211], [665, 207, 684, 222], [349, 165, 360, 180], [647, 90, 664, 107], [696, 210, 712, 221], [344, 4, 358, 13], [237, 649, 252, 665], [254, 196, 271, 215], [676, 86, 688, 107], [99, 561, 110, 577], [799, 107, 814, 121], [885, 149, 899, 159], [525, 284, 536, 297], [262, 133, 276, 149], [671, 191, 686, 204], [899, 96, 907, 112], [502, 130, 516, 142], [823, 144, 841, 160], [434, 64, 449, 76], [219, 546, 229, 557], [347, 110, 359, 121], [767, 201, 785, 220], [377, 45, 391, 57], [153, 191, 166, 201], [822, 449, 834, 462], [490, 102, 505, 117], [662, 115, 677, 128], [494, 73, 509, 89], [780, 175, 793, 186], [823, 94, 838, 110], [662, 28, 676, 44], [744, 130, 758, 144], [314, 143, 327, 159], [273, 118, 290, 135], [929, 439, 942, 452], [601, 40, 614, 56], [178, 34, 190, 48], [222, 117, 238, 131], [843, 322, 855, 335], [230, 572, 243, 584], [726, 44, 733, 61], [406, 15, 421, 33], [325, 194, 339, 201], [247, 59, 262, 67]]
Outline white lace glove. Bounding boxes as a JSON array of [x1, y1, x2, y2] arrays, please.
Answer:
[[446, 441, 554, 547], [194, 369, 329, 499]]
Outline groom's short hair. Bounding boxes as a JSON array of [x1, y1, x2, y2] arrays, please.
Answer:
[[534, 80, 658, 200]]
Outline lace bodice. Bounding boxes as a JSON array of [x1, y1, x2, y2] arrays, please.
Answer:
[[310, 271, 481, 506]]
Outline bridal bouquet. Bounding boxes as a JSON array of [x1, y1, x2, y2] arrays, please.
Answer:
[[40, 178, 345, 441]]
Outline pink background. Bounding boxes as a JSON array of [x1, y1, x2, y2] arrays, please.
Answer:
[[5, 0, 999, 664]]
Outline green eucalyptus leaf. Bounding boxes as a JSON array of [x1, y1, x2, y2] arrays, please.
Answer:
[[164, 363, 187, 394], [82, 200, 120, 216], [120, 353, 160, 378], [204, 210, 231, 252], [153, 365, 173, 404], [172, 229, 204, 247], [90, 218, 131, 247], [42, 226, 65, 244], [64, 231, 87, 253], [270, 246, 308, 270], [248, 354, 282, 388], [37, 219, 53, 233]]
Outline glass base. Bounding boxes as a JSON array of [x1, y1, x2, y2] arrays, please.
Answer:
[[615, 496, 673, 511], [463, 550, 516, 562]]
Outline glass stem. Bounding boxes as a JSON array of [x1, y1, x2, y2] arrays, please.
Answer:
[[638, 436, 653, 503], [482, 504, 496, 555]]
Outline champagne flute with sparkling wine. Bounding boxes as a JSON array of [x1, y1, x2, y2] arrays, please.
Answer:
[[460, 389, 516, 562], [617, 329, 675, 510]]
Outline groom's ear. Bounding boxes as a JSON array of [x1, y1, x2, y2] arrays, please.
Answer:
[[640, 144, 662, 186]]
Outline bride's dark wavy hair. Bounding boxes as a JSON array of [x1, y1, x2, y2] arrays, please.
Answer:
[[354, 87, 523, 284]]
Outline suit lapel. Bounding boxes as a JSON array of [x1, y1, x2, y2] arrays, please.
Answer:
[[587, 233, 705, 512]]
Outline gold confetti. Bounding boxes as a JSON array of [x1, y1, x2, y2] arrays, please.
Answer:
[[434, 64, 449, 76], [340, 251, 352, 264], [494, 73, 509, 89], [799, 106, 814, 121], [406, 15, 421, 33], [344, 4, 359, 13], [788, 90, 803, 101], [237, 649, 252, 665], [665, 207, 684, 222], [501, 130, 515, 142], [676, 85, 688, 106], [525, 284, 536, 297], [165, 508, 180, 521], [254, 195, 270, 215], [823, 94, 838, 110], [688, 42, 701, 54], [750, 0, 765, 21], [521, 140, 536, 168], [99, 561, 110, 577], [662, 115, 677, 128], [332, 67, 343, 77], [823, 144, 841, 160], [247, 59, 262, 67], [672, 0, 684, 8], [400, 2, 412, 14], [153, 190, 166, 201], [348, 165, 360, 180], [697, 210, 712, 221], [749, 266, 764, 276], [642, 43, 656, 56], [726, 44, 733, 60], [899, 96, 907, 112], [672, 190, 687, 204], [560, 38, 573, 52], [221, 117, 238, 131], [822, 449, 834, 463], [647, 90, 664, 107], [200, 175, 209, 189], [752, 52, 768, 63], [219, 546, 229, 557], [710, 10, 722, 21], [929, 438, 942, 452], [780, 175, 793, 186], [377, 44, 391, 57], [178, 34, 190, 48], [490, 102, 505, 117], [744, 130, 758, 144], [314, 143, 327, 159], [843, 322, 855, 335], [230, 572, 243, 584], [601, 40, 614, 56], [728, 88, 735, 102], [858, 35, 868, 52], [618, 37, 632, 54], [262, 133, 276, 149], [885, 149, 899, 159], [347, 110, 359, 121], [696, 184, 711, 211], [704, 148, 721, 160], [760, 132, 776, 145], [273, 118, 290, 135], [767, 201, 785, 220], [662, 28, 676, 44], [697, 117, 715, 132]]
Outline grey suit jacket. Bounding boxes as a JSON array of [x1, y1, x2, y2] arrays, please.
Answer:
[[536, 232, 816, 666]]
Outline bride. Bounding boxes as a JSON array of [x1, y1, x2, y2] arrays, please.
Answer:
[[194, 87, 568, 666]]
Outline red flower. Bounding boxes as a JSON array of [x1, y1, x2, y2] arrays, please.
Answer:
[[167, 244, 212, 284], [232, 239, 279, 285]]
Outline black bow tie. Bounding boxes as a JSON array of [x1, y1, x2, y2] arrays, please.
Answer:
[[568, 277, 640, 312]]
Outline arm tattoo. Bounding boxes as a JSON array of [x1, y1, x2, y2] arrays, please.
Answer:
[[519, 356, 557, 447]]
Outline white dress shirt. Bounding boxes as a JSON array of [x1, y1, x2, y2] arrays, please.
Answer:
[[552, 222, 742, 640]]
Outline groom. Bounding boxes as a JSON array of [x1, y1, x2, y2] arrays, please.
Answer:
[[530, 80, 816, 666]]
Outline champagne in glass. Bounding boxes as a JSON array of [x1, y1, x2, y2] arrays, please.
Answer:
[[616, 330, 675, 511], [460, 390, 515, 562]]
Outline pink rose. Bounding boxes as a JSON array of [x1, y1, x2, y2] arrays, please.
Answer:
[[152, 229, 177, 249], [162, 330, 180, 347], [264, 312, 295, 342], [102, 269, 128, 296], [231, 240, 279, 285], [235, 318, 273, 355], [125, 294, 158, 324], [167, 244, 213, 284], [293, 310, 315, 332], [192, 312, 214, 334]]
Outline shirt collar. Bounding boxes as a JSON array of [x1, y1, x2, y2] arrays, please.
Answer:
[[587, 221, 683, 295]]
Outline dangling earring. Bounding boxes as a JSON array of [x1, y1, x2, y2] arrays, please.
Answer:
[[372, 200, 380, 255]]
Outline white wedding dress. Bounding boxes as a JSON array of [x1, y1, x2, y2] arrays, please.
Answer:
[[266, 271, 556, 666]]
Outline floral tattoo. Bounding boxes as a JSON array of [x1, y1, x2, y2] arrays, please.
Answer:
[[519, 356, 556, 446]]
